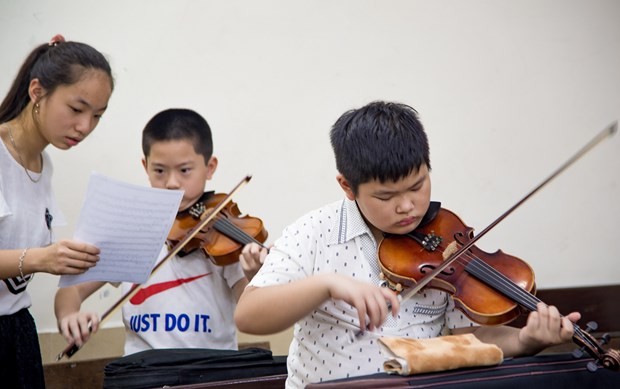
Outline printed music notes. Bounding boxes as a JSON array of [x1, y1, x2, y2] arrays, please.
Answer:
[[59, 172, 183, 287]]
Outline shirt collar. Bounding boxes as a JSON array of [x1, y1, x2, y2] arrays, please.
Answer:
[[328, 198, 375, 246]]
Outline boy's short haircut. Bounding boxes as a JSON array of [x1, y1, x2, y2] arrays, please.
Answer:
[[142, 108, 213, 162], [330, 101, 431, 194]]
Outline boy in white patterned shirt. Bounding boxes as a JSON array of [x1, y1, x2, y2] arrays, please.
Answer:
[[235, 101, 580, 388]]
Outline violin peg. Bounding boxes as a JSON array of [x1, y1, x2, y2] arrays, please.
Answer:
[[600, 333, 610, 345], [586, 361, 599, 373], [585, 321, 598, 332], [572, 348, 585, 359]]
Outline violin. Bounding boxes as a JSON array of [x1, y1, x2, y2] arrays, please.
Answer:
[[377, 121, 620, 372], [167, 191, 268, 266], [379, 202, 535, 326], [378, 203, 619, 372]]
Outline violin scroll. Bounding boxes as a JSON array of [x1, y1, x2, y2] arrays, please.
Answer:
[[571, 325, 620, 372], [600, 349, 620, 372]]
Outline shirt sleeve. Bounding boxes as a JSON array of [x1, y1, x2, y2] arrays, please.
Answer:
[[221, 261, 246, 289], [249, 213, 318, 288]]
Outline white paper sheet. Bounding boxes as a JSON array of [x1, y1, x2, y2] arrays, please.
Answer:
[[59, 172, 183, 287]]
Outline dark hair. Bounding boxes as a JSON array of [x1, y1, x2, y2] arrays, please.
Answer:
[[330, 101, 430, 194], [142, 108, 213, 162], [0, 39, 114, 123]]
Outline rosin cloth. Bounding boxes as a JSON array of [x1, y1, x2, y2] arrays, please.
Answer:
[[378, 334, 504, 375]]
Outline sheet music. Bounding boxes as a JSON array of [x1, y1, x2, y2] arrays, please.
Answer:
[[59, 172, 183, 287]]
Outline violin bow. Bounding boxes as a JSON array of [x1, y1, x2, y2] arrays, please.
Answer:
[[399, 121, 617, 303], [56, 175, 253, 361]]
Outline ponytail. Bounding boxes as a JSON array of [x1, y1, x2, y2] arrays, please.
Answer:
[[0, 37, 114, 123]]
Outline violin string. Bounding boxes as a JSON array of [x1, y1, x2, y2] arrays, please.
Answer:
[[213, 218, 252, 244], [212, 217, 265, 247], [464, 255, 597, 349], [429, 239, 596, 349], [213, 218, 255, 245], [434, 241, 545, 308], [450, 249, 591, 331], [418, 239, 536, 307], [392, 235, 589, 354]]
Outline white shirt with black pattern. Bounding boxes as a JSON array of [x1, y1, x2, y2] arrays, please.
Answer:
[[249, 198, 475, 389]]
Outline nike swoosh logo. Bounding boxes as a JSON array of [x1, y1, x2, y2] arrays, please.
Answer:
[[130, 273, 211, 305]]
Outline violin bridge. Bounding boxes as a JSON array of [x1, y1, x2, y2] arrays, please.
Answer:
[[443, 241, 458, 260]]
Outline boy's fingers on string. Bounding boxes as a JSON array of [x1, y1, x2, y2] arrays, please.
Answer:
[[566, 311, 581, 323], [546, 305, 562, 330], [536, 304, 562, 337], [525, 309, 540, 331], [560, 316, 576, 340], [239, 247, 263, 278], [259, 246, 268, 263], [520, 309, 545, 346]]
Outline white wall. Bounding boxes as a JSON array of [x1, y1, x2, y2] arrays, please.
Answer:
[[1, 0, 619, 333]]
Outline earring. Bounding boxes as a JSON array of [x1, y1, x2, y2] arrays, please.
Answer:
[[34, 103, 40, 115]]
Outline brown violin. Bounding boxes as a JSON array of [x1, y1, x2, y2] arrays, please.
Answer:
[[378, 203, 619, 372], [167, 191, 268, 266], [377, 121, 619, 372], [379, 202, 535, 326]]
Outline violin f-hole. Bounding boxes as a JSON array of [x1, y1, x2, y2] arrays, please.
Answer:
[[420, 264, 456, 276]]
